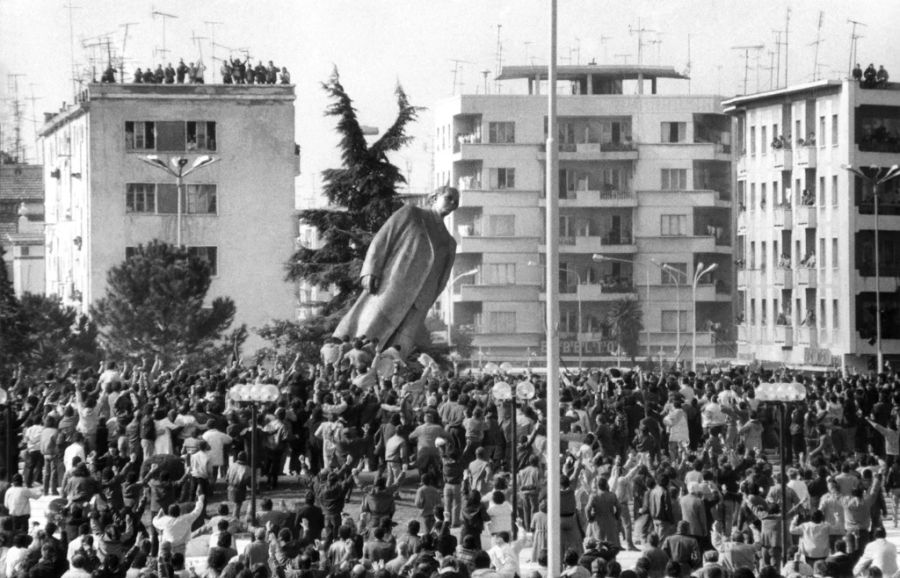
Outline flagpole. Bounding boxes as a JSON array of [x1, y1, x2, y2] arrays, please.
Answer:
[[545, 0, 562, 574]]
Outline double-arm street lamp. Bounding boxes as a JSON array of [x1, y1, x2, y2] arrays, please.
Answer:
[[228, 382, 281, 523], [138, 155, 219, 247], [842, 164, 900, 373], [660, 262, 718, 371], [756, 381, 807, 564]]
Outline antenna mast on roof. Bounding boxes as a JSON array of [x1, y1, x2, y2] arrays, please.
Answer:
[[810, 11, 825, 81], [771, 30, 785, 89], [6, 74, 25, 163], [27, 84, 42, 164], [205, 21, 223, 68], [494, 24, 503, 93], [628, 19, 657, 65], [151, 8, 178, 61], [847, 18, 866, 76], [783, 7, 791, 87], [599, 35, 611, 63], [119, 23, 138, 80], [65, 1, 81, 99], [449, 59, 472, 95], [732, 45, 764, 94]]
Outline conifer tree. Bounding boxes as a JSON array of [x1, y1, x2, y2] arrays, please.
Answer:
[[284, 68, 422, 342], [0, 244, 29, 377]]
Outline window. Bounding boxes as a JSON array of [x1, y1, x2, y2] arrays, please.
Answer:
[[126, 183, 157, 213], [487, 215, 515, 237], [187, 246, 218, 276], [660, 122, 686, 143], [489, 168, 515, 189], [487, 311, 516, 333], [761, 126, 768, 154], [126, 120, 217, 152], [660, 215, 687, 236], [186, 121, 217, 151], [819, 116, 826, 147], [661, 169, 687, 190], [749, 183, 756, 210], [0, 201, 18, 217], [831, 114, 838, 145], [819, 176, 826, 205], [832, 238, 838, 268], [661, 310, 688, 332], [125, 183, 217, 214], [185, 184, 217, 214], [833, 299, 839, 329], [761, 299, 768, 325], [761, 183, 767, 208], [125, 121, 155, 150], [488, 122, 515, 144], [750, 299, 757, 325], [750, 241, 756, 269], [761, 241, 767, 270], [660, 263, 687, 285], [485, 263, 516, 285], [750, 126, 756, 155], [794, 119, 802, 147], [832, 175, 838, 206]]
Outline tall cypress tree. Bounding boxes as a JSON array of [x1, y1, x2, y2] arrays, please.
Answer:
[[285, 68, 422, 338], [0, 244, 29, 378]]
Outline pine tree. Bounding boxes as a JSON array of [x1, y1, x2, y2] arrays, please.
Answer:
[[91, 240, 236, 364], [284, 68, 422, 342], [0, 244, 30, 378], [18, 293, 101, 371]]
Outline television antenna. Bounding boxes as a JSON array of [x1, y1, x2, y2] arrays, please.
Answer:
[[599, 35, 612, 63], [6, 74, 25, 163], [205, 21, 223, 66], [151, 8, 178, 61], [731, 45, 764, 94], [771, 30, 786, 89], [27, 84, 42, 163], [810, 11, 825, 81], [65, 1, 81, 99], [119, 23, 138, 79], [449, 59, 472, 95], [628, 19, 657, 65], [847, 18, 867, 75], [494, 24, 503, 93]]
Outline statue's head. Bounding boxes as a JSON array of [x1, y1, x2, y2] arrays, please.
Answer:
[[429, 186, 460, 217]]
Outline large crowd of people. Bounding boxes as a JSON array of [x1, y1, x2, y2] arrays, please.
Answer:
[[0, 339, 899, 578]]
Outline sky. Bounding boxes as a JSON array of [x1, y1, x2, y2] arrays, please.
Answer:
[[2, 0, 899, 203]]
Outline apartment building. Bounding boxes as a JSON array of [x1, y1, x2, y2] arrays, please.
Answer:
[[39, 83, 299, 351], [434, 65, 734, 366], [725, 78, 900, 371]]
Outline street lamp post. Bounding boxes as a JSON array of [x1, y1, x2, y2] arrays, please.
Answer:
[[528, 261, 583, 369], [592, 255, 652, 359], [228, 382, 281, 523], [756, 381, 807, 564], [661, 262, 718, 372], [138, 154, 219, 247], [447, 268, 479, 349], [841, 164, 900, 373], [492, 377, 536, 541]]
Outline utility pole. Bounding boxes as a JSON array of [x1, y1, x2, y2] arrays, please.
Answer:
[[847, 19, 866, 75], [151, 9, 178, 61], [811, 11, 825, 81]]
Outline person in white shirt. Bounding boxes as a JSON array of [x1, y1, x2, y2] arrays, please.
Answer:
[[152, 491, 206, 555], [853, 527, 898, 577], [154, 409, 179, 456], [63, 434, 86, 474], [3, 474, 41, 532], [487, 531, 524, 578], [486, 491, 514, 536], [188, 441, 213, 498], [4, 535, 28, 578], [202, 420, 233, 482], [787, 469, 810, 509]]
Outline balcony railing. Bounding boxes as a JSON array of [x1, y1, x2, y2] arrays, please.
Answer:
[[774, 205, 793, 228], [796, 205, 817, 227]]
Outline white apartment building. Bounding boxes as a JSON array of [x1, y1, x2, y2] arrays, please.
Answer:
[[39, 83, 300, 352], [434, 65, 734, 366], [725, 79, 900, 372]]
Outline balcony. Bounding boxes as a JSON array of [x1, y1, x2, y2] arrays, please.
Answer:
[[737, 155, 747, 176], [541, 188, 637, 208], [458, 189, 538, 208], [795, 146, 817, 168], [737, 324, 749, 342], [540, 282, 637, 302], [737, 269, 749, 288], [693, 283, 731, 302], [796, 267, 817, 288], [455, 233, 539, 254], [548, 232, 637, 254], [638, 235, 731, 254], [737, 211, 747, 235], [540, 141, 639, 161], [773, 268, 793, 289], [798, 326, 818, 346], [772, 147, 793, 168], [774, 325, 794, 347], [774, 205, 793, 229], [456, 284, 539, 302], [795, 205, 817, 228]]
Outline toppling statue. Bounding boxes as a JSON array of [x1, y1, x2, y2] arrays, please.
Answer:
[[334, 186, 460, 356]]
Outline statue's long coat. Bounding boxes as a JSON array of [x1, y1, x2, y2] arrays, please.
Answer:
[[334, 204, 456, 350]]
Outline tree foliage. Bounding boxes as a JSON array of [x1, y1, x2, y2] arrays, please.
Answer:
[[19, 293, 101, 371], [0, 244, 29, 378], [285, 68, 423, 334], [607, 297, 643, 359], [91, 240, 236, 364]]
